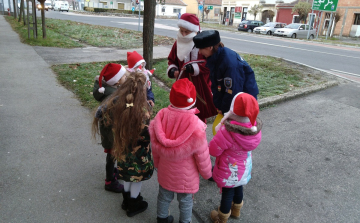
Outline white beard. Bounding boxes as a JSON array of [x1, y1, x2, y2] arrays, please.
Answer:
[[177, 30, 196, 62]]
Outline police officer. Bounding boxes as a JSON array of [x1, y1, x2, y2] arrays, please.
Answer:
[[193, 30, 259, 115]]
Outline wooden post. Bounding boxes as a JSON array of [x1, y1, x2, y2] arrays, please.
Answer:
[[143, 0, 155, 70]]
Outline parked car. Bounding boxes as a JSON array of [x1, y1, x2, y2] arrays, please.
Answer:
[[45, 0, 53, 10], [54, 1, 69, 12], [238, 20, 264, 33], [253, 22, 287, 35], [273, 23, 316, 39]]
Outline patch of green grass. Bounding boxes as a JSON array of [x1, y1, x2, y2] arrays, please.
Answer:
[[5, 16, 175, 48], [5, 16, 83, 47], [51, 61, 170, 117], [241, 54, 326, 99], [153, 59, 175, 87]]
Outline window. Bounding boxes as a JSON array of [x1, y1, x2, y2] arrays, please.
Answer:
[[242, 7, 247, 20], [299, 24, 305, 30], [173, 8, 181, 14], [214, 8, 220, 16], [354, 14, 360, 25], [293, 15, 300, 23], [162, 7, 165, 12]]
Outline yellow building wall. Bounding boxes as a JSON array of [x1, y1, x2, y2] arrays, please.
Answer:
[[182, 0, 199, 15]]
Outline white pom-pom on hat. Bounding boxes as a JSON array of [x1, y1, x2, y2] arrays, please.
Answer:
[[170, 79, 197, 110], [98, 87, 105, 94], [250, 126, 257, 132]]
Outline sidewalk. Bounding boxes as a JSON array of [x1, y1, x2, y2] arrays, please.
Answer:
[[2, 14, 360, 223], [0, 15, 198, 223]]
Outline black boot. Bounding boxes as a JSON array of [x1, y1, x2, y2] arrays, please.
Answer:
[[126, 194, 148, 217], [121, 191, 130, 210], [157, 215, 174, 223]]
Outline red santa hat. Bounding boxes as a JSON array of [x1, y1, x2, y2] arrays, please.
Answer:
[[127, 51, 146, 69], [177, 13, 200, 32], [170, 78, 197, 110], [98, 63, 126, 94], [215, 92, 259, 132]]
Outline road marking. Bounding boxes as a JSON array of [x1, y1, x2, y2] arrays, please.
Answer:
[[111, 21, 178, 31], [222, 36, 360, 59], [330, 69, 360, 78]]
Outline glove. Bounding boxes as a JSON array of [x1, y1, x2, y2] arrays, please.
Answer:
[[169, 67, 178, 78], [184, 64, 194, 73]]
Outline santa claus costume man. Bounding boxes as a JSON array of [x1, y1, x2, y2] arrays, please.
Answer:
[[167, 13, 217, 123]]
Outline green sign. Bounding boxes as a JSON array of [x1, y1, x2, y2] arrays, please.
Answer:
[[312, 0, 338, 12], [235, 12, 241, 19], [207, 5, 213, 10]]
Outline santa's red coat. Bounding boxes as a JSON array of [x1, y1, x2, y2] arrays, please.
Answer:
[[167, 42, 217, 122]]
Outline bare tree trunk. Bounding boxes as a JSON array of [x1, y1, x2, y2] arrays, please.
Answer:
[[143, 0, 156, 70], [39, 0, 46, 38], [12, 0, 17, 18]]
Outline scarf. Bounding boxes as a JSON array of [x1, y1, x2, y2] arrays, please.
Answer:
[[176, 30, 196, 62]]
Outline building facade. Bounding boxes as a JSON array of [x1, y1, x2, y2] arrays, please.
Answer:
[[276, 0, 360, 37], [156, 0, 187, 17]]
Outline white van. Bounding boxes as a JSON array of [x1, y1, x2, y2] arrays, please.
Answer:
[[54, 1, 69, 12]]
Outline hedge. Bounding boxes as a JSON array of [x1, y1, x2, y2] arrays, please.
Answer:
[[84, 7, 144, 15]]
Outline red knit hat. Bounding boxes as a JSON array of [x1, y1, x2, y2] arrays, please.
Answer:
[[127, 51, 146, 69], [215, 92, 259, 132], [177, 13, 200, 32], [98, 63, 126, 94], [170, 78, 197, 110]]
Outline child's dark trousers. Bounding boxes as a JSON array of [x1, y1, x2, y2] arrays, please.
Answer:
[[220, 185, 243, 214]]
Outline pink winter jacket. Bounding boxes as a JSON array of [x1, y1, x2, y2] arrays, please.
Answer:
[[149, 105, 212, 194], [209, 119, 262, 189]]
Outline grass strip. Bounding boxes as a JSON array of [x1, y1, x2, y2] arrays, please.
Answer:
[[52, 55, 330, 118], [5, 16, 175, 48]]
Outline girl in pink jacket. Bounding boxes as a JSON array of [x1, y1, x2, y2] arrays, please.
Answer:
[[149, 78, 212, 223], [209, 93, 262, 223]]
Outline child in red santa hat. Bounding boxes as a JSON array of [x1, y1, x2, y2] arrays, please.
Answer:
[[166, 13, 217, 123], [149, 78, 212, 223], [209, 92, 262, 223], [127, 51, 155, 107], [92, 63, 129, 193]]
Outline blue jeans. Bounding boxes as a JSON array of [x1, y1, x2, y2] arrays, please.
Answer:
[[220, 186, 243, 214], [157, 185, 193, 223]]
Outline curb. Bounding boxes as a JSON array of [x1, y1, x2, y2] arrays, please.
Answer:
[[258, 80, 339, 109]]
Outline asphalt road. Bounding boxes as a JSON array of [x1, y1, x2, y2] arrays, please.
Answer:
[[43, 11, 360, 81]]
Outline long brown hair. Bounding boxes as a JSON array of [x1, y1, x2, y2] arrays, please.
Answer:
[[212, 42, 225, 54], [92, 71, 150, 160]]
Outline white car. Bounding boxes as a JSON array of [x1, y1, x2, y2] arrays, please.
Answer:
[[54, 1, 69, 12], [254, 22, 287, 35], [273, 23, 316, 39]]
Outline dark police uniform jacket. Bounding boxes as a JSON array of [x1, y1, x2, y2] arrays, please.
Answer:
[[206, 46, 259, 114]]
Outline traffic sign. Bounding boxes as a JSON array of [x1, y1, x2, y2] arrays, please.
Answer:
[[312, 0, 338, 12], [132, 6, 135, 11], [208, 5, 213, 10], [198, 4, 203, 11]]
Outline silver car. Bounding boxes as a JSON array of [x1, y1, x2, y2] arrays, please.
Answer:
[[254, 22, 287, 35], [273, 23, 316, 39]]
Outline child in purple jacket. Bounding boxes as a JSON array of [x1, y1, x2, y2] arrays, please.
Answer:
[[209, 92, 262, 223]]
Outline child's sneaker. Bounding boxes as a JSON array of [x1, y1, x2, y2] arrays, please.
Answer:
[[105, 179, 123, 193]]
